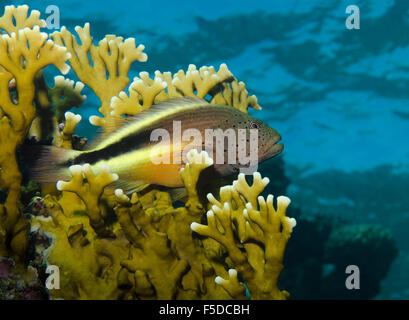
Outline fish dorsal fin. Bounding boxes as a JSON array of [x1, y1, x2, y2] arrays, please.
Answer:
[[86, 116, 135, 150], [88, 97, 209, 150], [154, 96, 209, 107], [127, 97, 209, 121]]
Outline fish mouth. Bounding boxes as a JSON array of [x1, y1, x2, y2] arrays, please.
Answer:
[[261, 139, 284, 161]]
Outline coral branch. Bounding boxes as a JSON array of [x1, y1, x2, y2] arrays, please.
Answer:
[[51, 24, 147, 126], [49, 76, 86, 121], [214, 269, 246, 299], [119, 203, 189, 299], [232, 172, 269, 207], [53, 111, 82, 149], [0, 7, 70, 260], [166, 64, 233, 98], [180, 149, 213, 214], [191, 203, 248, 267], [113, 190, 141, 245], [32, 194, 129, 299], [192, 172, 296, 300], [110, 72, 167, 117], [211, 79, 261, 113], [56, 164, 118, 237], [108, 63, 260, 118], [0, 26, 70, 131], [244, 196, 296, 262], [0, 5, 46, 35]]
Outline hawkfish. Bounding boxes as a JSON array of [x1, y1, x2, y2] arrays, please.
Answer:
[[31, 97, 283, 194]]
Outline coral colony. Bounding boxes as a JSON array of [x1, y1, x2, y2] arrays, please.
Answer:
[[0, 5, 296, 299]]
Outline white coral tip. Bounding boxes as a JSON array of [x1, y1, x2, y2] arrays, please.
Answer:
[[288, 217, 297, 229], [74, 114, 82, 123], [228, 269, 237, 277], [115, 188, 129, 201], [54, 75, 64, 83], [56, 181, 65, 191], [115, 189, 124, 197], [60, 64, 71, 75], [89, 115, 99, 126], [266, 194, 274, 205], [69, 164, 83, 175], [190, 222, 200, 231], [220, 185, 231, 193], [214, 276, 224, 285], [140, 53, 148, 62], [207, 193, 216, 202], [258, 195, 265, 204], [243, 208, 248, 217], [277, 196, 291, 207], [65, 112, 81, 124], [211, 205, 220, 213], [75, 81, 85, 91], [65, 111, 74, 119], [253, 172, 260, 179]]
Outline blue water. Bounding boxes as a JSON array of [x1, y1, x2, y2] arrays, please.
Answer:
[[9, 0, 409, 299]]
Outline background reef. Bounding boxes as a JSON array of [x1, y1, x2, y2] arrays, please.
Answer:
[[1, 0, 406, 299]]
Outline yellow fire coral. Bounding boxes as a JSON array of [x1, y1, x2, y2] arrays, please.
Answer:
[[51, 23, 148, 128], [192, 172, 296, 299], [0, 5, 70, 261], [0, 4, 296, 300], [109, 63, 260, 119]]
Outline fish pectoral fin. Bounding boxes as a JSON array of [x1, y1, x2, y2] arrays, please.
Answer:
[[111, 180, 150, 194], [214, 163, 240, 176]]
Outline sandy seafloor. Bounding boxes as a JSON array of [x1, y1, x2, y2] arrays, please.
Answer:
[[8, 0, 409, 299]]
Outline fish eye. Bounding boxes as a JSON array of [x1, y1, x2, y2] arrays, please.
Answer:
[[249, 120, 259, 129]]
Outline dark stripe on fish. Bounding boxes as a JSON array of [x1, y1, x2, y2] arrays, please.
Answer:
[[61, 129, 153, 166], [62, 105, 239, 167]]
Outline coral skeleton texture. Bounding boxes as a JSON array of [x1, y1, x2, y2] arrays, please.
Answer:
[[0, 5, 295, 299]]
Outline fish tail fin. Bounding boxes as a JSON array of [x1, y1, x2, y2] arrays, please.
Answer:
[[25, 145, 82, 183]]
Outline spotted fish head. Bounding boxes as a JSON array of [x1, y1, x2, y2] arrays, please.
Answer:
[[246, 117, 283, 162], [226, 111, 283, 164]]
